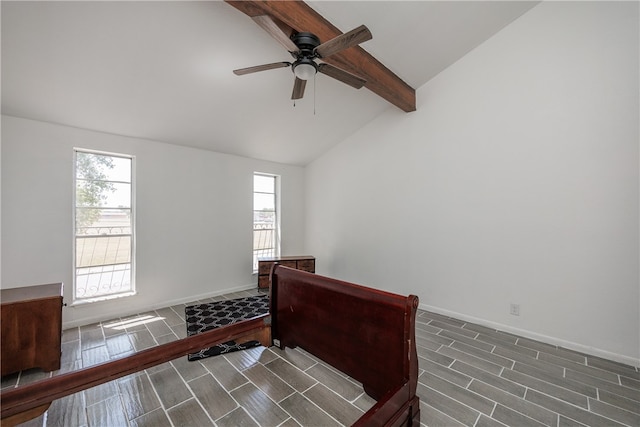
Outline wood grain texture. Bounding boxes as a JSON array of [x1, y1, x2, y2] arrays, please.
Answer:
[[233, 61, 290, 76], [257, 256, 315, 289], [291, 77, 306, 100], [252, 15, 298, 52], [318, 63, 366, 89], [0, 404, 50, 427], [225, 0, 416, 112], [315, 25, 372, 59], [166, 398, 212, 426], [1, 283, 63, 376]]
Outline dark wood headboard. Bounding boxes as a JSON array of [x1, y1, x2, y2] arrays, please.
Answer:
[[270, 265, 420, 424]]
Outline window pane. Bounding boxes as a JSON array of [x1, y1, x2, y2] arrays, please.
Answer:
[[103, 183, 131, 208], [76, 264, 131, 299], [108, 157, 132, 182], [253, 229, 275, 250], [75, 150, 133, 301], [254, 193, 275, 211], [76, 153, 131, 182], [254, 210, 275, 224], [75, 208, 131, 235], [253, 173, 278, 271], [76, 182, 131, 209], [76, 235, 131, 267], [254, 175, 274, 193]]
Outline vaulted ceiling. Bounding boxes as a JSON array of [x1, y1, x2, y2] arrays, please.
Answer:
[[1, 1, 538, 165]]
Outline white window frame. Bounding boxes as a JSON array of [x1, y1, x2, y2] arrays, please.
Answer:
[[73, 148, 136, 304], [253, 172, 280, 272]]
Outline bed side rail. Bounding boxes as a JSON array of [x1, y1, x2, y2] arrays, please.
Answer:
[[1, 314, 270, 425]]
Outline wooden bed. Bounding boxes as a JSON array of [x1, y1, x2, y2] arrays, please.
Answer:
[[1, 266, 420, 426]]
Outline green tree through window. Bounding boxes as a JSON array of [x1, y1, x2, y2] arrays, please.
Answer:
[[75, 153, 115, 233]]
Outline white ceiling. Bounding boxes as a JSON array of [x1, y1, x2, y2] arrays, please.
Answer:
[[1, 1, 538, 166]]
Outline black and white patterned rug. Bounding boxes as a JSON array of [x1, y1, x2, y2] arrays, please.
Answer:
[[185, 294, 269, 361]]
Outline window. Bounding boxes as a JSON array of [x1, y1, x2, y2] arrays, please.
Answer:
[[74, 150, 134, 302], [253, 173, 279, 271]]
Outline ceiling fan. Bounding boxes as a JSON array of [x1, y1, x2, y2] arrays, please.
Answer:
[[233, 15, 372, 100]]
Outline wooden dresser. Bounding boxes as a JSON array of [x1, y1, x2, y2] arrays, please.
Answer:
[[1, 283, 64, 376], [257, 256, 315, 289]]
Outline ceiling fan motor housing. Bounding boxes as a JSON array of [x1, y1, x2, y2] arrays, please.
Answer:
[[292, 32, 320, 55]]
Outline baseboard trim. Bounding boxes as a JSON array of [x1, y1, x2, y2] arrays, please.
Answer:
[[419, 303, 640, 369], [63, 283, 258, 329]]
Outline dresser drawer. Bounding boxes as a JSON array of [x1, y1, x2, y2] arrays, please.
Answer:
[[258, 261, 275, 275], [258, 275, 270, 289], [279, 260, 297, 269], [257, 256, 316, 289], [297, 259, 315, 272]]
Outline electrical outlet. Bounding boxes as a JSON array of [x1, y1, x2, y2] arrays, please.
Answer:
[[510, 303, 520, 316]]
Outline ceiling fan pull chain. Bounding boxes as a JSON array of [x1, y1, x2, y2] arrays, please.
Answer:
[[313, 73, 316, 115]]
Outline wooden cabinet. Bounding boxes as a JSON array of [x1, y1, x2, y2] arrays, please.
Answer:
[[258, 256, 315, 289], [1, 283, 63, 376]]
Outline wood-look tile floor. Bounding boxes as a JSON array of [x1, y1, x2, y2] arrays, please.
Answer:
[[3, 288, 639, 427]]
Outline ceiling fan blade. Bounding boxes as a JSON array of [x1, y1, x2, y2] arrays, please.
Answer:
[[314, 25, 372, 58], [233, 62, 290, 76], [252, 15, 299, 53], [291, 77, 307, 100], [318, 63, 366, 89]]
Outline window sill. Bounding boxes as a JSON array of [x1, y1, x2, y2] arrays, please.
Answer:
[[71, 291, 137, 307]]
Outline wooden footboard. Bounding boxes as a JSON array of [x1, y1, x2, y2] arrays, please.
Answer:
[[271, 265, 420, 426]]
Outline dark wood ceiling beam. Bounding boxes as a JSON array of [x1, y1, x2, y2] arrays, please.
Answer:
[[225, 0, 416, 112]]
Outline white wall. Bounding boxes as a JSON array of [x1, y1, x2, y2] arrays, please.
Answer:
[[1, 115, 305, 327], [306, 2, 639, 365]]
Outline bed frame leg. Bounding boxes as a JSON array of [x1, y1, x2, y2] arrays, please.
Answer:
[[257, 326, 272, 348]]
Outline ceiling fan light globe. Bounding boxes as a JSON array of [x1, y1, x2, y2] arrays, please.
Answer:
[[293, 63, 317, 80]]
